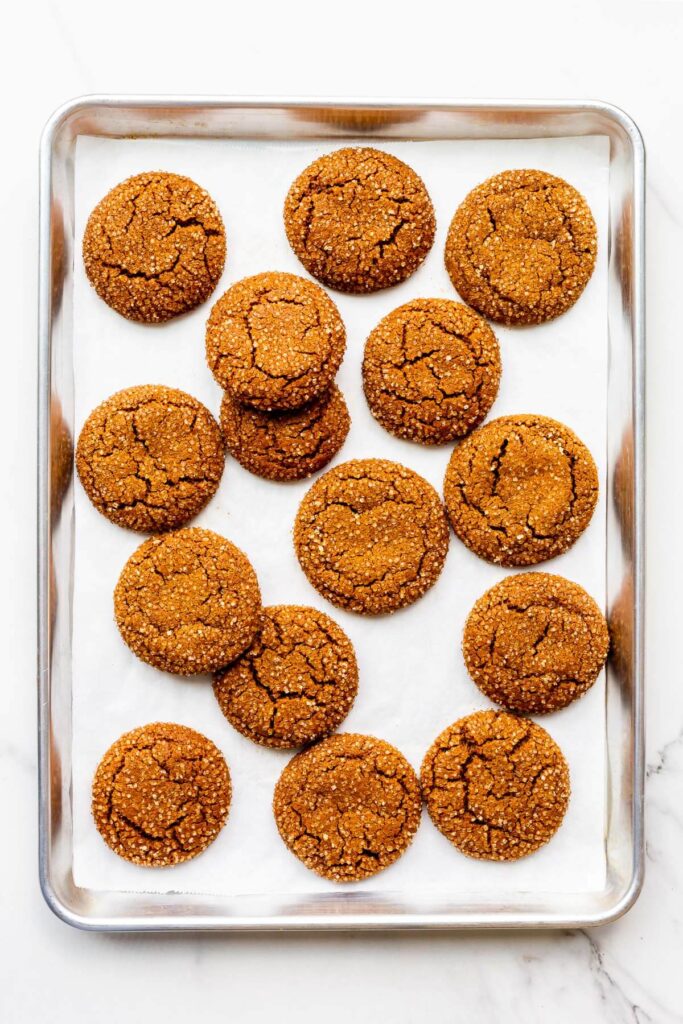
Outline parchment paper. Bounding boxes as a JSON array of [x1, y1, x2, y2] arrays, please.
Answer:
[[72, 134, 609, 896]]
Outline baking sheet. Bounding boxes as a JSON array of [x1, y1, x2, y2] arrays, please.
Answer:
[[71, 134, 609, 897]]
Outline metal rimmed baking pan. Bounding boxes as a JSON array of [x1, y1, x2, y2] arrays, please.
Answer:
[[38, 96, 645, 931]]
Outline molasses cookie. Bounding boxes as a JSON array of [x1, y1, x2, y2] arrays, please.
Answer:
[[284, 147, 435, 293], [362, 299, 501, 445], [213, 605, 358, 748], [294, 458, 449, 615], [114, 527, 261, 675], [273, 733, 422, 881], [443, 414, 598, 566], [92, 722, 231, 867], [219, 384, 349, 481], [445, 169, 597, 325], [463, 573, 609, 713], [421, 710, 570, 861], [76, 384, 225, 532], [206, 272, 346, 411], [83, 171, 225, 323]]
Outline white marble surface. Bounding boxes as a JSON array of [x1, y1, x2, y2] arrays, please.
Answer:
[[1, 1, 681, 1020]]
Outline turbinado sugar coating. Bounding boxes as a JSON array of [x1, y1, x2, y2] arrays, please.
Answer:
[[463, 572, 610, 713], [273, 733, 422, 881], [213, 605, 358, 748], [82, 171, 226, 323], [114, 528, 262, 675], [445, 168, 597, 325], [294, 458, 449, 615], [91, 722, 231, 867], [284, 147, 436, 293], [76, 384, 225, 532], [421, 710, 570, 861], [443, 414, 599, 566], [220, 384, 350, 481], [206, 272, 346, 411], [362, 298, 501, 445]]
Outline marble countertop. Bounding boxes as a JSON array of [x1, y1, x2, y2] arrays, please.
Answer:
[[2, 1, 681, 1021]]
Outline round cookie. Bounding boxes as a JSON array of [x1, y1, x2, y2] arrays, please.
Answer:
[[294, 458, 449, 615], [76, 384, 225, 532], [92, 722, 231, 867], [443, 414, 598, 566], [445, 169, 597, 325], [220, 384, 349, 481], [206, 272, 346, 411], [273, 733, 422, 881], [213, 605, 358, 748], [421, 710, 570, 861], [83, 171, 225, 323], [462, 573, 610, 713], [284, 147, 436, 293], [114, 527, 262, 675], [362, 298, 501, 445]]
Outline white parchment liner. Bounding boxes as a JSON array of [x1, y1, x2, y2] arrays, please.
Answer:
[[72, 134, 609, 896]]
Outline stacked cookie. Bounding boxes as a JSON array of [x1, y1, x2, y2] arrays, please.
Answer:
[[207, 271, 350, 481], [76, 147, 607, 881]]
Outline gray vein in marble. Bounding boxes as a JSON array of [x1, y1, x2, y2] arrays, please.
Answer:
[[579, 930, 656, 1023], [647, 722, 683, 778]]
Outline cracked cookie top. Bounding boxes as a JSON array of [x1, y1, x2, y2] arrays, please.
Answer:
[[463, 573, 609, 713], [91, 722, 231, 867], [445, 169, 597, 325], [294, 458, 449, 615], [362, 298, 501, 445], [213, 605, 358, 748], [220, 383, 349, 482], [421, 710, 570, 861], [284, 147, 436, 293], [273, 733, 422, 881], [114, 527, 262, 675], [83, 171, 226, 323], [76, 384, 225, 532], [443, 414, 599, 567], [206, 272, 346, 411]]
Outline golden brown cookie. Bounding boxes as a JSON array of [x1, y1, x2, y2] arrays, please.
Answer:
[[114, 527, 261, 675], [83, 171, 225, 323], [213, 605, 358, 748], [462, 573, 609, 713], [294, 458, 449, 615], [273, 733, 422, 881], [421, 710, 570, 861], [443, 414, 598, 566], [219, 384, 349, 481], [206, 272, 346, 411], [76, 384, 225, 532], [362, 299, 501, 445], [92, 722, 231, 867], [284, 147, 435, 293], [445, 169, 597, 325]]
